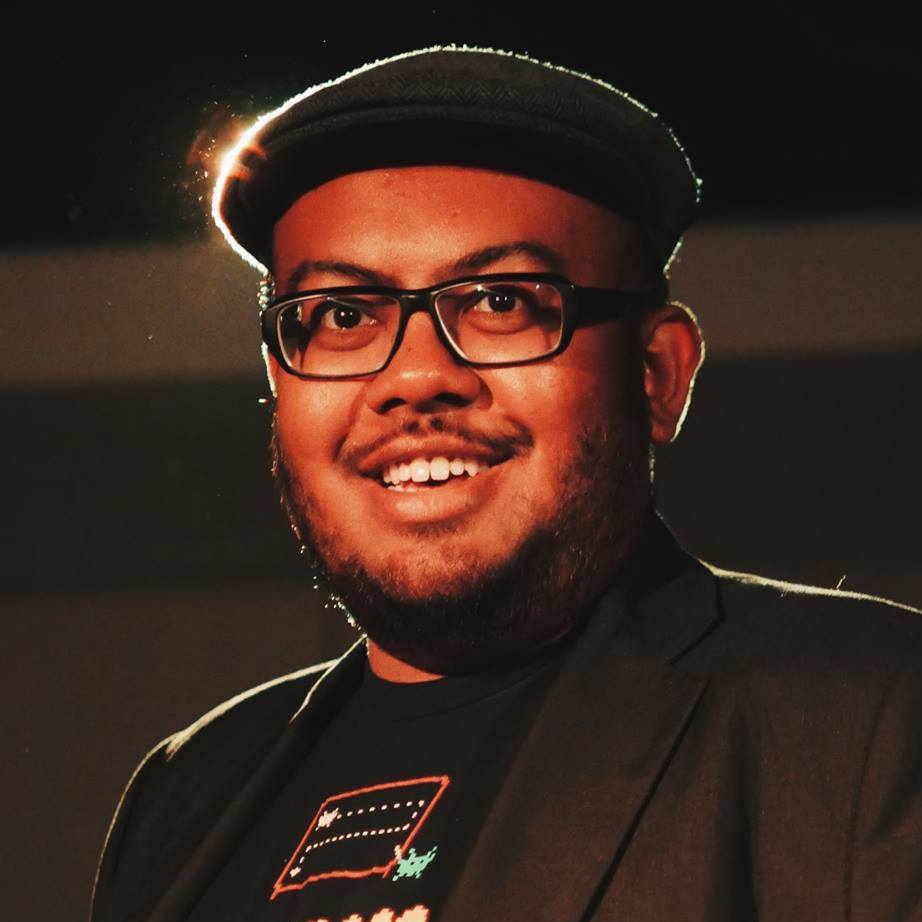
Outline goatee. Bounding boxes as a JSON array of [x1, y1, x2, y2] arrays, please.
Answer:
[[269, 407, 653, 675]]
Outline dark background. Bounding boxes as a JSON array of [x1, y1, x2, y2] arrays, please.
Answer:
[[3, 9, 920, 919]]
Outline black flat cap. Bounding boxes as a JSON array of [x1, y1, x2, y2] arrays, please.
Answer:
[[213, 45, 700, 274]]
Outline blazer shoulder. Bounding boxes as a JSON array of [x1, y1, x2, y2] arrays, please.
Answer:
[[164, 659, 334, 759], [709, 563, 921, 614], [704, 561, 922, 674], [91, 661, 333, 921], [684, 564, 922, 913]]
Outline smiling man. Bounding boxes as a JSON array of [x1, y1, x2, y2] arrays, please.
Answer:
[[91, 47, 922, 922]]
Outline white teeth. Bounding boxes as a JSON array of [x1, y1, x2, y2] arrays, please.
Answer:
[[429, 457, 450, 481], [379, 456, 493, 487], [410, 459, 430, 482]]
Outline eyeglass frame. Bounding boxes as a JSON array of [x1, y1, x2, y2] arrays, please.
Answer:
[[260, 272, 666, 380]]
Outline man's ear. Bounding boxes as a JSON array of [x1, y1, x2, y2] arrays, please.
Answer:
[[263, 344, 280, 399], [641, 301, 705, 443], [259, 270, 280, 398]]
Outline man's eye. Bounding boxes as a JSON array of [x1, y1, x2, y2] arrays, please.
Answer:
[[467, 287, 530, 314], [315, 301, 376, 331]]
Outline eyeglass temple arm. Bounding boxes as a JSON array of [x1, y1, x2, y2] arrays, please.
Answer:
[[575, 282, 667, 320]]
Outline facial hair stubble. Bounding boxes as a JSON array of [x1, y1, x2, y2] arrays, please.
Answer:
[[268, 392, 653, 674]]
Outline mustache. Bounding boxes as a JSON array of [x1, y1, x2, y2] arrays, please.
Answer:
[[338, 416, 534, 471]]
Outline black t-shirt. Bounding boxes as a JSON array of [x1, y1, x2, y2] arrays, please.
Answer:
[[187, 643, 567, 922]]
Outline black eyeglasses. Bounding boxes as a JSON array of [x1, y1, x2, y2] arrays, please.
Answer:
[[260, 272, 663, 379]]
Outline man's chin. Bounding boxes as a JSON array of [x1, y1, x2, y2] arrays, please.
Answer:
[[310, 512, 613, 675], [316, 545, 530, 673], [328, 547, 502, 605]]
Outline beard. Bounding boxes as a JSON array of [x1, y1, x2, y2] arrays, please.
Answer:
[[269, 387, 653, 675]]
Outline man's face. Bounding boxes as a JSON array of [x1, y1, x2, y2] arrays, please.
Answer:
[[269, 165, 655, 673]]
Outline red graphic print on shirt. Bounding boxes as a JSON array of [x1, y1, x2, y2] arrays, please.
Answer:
[[272, 776, 450, 899]]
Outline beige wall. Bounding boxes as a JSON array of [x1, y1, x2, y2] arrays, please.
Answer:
[[3, 212, 921, 388]]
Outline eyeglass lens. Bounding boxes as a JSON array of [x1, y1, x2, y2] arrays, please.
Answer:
[[276, 279, 565, 376]]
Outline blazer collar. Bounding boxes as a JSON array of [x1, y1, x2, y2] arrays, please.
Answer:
[[439, 513, 722, 922], [146, 638, 366, 922]]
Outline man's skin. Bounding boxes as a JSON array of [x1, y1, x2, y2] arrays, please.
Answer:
[[267, 165, 702, 683]]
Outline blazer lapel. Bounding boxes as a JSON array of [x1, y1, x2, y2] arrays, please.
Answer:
[[145, 638, 367, 922], [441, 530, 721, 922]]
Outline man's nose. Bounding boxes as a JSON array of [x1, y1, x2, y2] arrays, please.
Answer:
[[363, 312, 483, 415]]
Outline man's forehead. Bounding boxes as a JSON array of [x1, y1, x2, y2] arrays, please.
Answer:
[[270, 165, 650, 291], [277, 241, 569, 292]]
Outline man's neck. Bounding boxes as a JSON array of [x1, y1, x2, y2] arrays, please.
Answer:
[[367, 639, 445, 683]]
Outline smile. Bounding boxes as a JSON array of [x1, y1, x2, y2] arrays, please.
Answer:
[[379, 456, 493, 490], [358, 454, 509, 526]]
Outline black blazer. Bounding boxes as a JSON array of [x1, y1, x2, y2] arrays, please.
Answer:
[[90, 520, 922, 922]]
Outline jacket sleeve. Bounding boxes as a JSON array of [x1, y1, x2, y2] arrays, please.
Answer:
[[848, 643, 922, 921], [88, 736, 173, 922]]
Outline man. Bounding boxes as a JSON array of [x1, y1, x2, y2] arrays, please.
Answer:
[[91, 47, 922, 922]]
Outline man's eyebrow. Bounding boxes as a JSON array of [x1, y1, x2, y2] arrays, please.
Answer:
[[282, 241, 566, 292], [284, 259, 381, 291], [447, 241, 567, 275]]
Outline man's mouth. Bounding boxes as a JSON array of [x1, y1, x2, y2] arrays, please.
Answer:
[[353, 434, 523, 498], [377, 456, 496, 491]]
